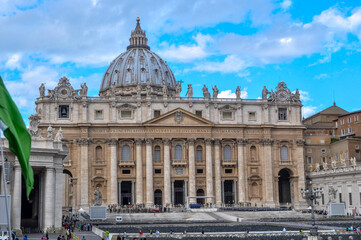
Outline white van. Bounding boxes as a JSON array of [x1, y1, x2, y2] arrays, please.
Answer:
[[115, 216, 122, 222]]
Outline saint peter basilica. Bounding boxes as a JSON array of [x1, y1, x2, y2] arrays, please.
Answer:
[[35, 18, 307, 211]]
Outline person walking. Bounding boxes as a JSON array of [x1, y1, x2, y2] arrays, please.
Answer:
[[81, 236, 86, 240], [23, 235, 28, 240]]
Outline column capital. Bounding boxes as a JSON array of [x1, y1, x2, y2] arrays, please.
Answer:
[[236, 138, 248, 145], [205, 138, 213, 145], [145, 138, 153, 145], [46, 167, 55, 172], [135, 138, 144, 145], [106, 138, 118, 146], [187, 138, 196, 144], [296, 139, 305, 146], [214, 139, 222, 145], [163, 138, 172, 145], [260, 138, 274, 145], [76, 138, 92, 146]]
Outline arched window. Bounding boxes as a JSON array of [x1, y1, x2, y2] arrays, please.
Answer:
[[154, 189, 162, 205], [250, 146, 256, 161], [154, 145, 161, 161], [224, 145, 232, 160], [280, 146, 288, 161], [174, 145, 182, 160], [95, 146, 102, 162], [196, 146, 203, 161], [122, 145, 131, 161]]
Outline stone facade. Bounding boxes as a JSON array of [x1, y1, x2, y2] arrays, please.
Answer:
[[34, 19, 307, 211], [0, 114, 66, 232]]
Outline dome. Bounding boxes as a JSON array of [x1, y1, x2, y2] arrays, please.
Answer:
[[100, 18, 177, 97]]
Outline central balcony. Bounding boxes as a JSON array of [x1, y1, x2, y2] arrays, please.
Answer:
[[172, 159, 188, 167], [222, 159, 237, 167], [119, 160, 135, 167]]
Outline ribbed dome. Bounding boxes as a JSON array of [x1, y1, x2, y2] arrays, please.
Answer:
[[100, 18, 177, 96]]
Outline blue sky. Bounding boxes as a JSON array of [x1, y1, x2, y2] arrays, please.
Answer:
[[1, 0, 361, 124]]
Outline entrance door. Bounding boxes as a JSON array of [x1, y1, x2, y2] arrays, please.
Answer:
[[121, 181, 132, 205], [174, 180, 184, 205], [196, 189, 205, 204], [154, 189, 162, 205], [278, 169, 291, 204], [21, 174, 39, 232], [224, 180, 234, 204]]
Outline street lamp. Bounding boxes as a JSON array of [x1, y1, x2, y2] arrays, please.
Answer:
[[300, 180, 323, 236]]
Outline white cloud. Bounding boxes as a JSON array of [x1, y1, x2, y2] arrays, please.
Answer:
[[314, 73, 329, 79], [280, 0, 292, 10], [218, 88, 248, 99], [158, 33, 213, 62], [194, 55, 249, 74], [5, 54, 22, 70], [302, 106, 318, 118]]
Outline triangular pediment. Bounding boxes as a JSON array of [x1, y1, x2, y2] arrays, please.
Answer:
[[144, 108, 214, 126]]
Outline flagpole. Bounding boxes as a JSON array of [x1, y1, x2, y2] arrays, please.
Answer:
[[0, 128, 13, 240]]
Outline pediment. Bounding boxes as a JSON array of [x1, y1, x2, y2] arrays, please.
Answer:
[[144, 108, 214, 126]]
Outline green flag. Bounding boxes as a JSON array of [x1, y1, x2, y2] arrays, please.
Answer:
[[0, 76, 34, 199]]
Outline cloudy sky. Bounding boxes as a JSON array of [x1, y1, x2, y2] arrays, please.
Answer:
[[1, 0, 361, 123]]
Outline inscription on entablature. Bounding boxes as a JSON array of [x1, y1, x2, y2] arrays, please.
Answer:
[[245, 129, 262, 135], [212, 129, 243, 134]]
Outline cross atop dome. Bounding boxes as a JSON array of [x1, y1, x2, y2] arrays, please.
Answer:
[[127, 17, 150, 50]]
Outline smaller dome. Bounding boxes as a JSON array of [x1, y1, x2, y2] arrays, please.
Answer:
[[99, 18, 178, 97]]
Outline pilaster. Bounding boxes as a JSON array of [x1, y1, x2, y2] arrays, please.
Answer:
[[214, 139, 222, 206], [106, 138, 118, 204], [12, 166, 22, 231], [187, 138, 196, 204], [205, 138, 214, 204], [76, 138, 92, 209], [163, 138, 171, 205], [145, 138, 154, 207], [135, 138, 144, 205], [261, 138, 275, 207], [237, 138, 247, 203]]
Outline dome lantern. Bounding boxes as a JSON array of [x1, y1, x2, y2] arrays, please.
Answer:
[[127, 17, 150, 50]]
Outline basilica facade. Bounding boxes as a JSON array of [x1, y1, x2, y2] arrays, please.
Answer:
[[35, 19, 306, 211]]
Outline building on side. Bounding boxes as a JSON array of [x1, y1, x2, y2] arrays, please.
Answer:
[[35, 18, 307, 211], [0, 114, 66, 233]]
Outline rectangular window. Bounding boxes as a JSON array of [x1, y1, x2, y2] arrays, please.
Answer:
[[321, 194, 324, 205], [278, 108, 287, 120], [341, 129, 345, 135], [341, 119, 344, 125], [225, 169, 233, 174], [307, 157, 312, 164], [197, 169, 203, 174], [154, 150, 161, 161], [122, 170, 131, 174], [355, 116, 359, 122], [349, 193, 352, 205], [348, 128, 352, 133], [154, 110, 161, 118], [155, 169, 161, 174], [222, 111, 233, 120], [339, 193, 342, 202], [196, 150, 202, 161], [248, 112, 256, 121], [121, 110, 132, 118], [59, 105, 69, 118], [335, 122, 338, 127], [195, 110, 202, 117], [348, 117, 352, 123], [95, 110, 103, 120]]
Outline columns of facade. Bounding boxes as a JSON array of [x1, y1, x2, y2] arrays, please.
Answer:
[[131, 181, 135, 204], [135, 138, 143, 205], [145, 138, 154, 207], [187, 138, 196, 204], [12, 166, 22, 230], [54, 168, 63, 229], [295, 139, 307, 209], [44, 168, 55, 231], [118, 181, 122, 205], [163, 138, 171, 206], [233, 180, 237, 204], [77, 138, 91, 209], [262, 138, 275, 207], [107, 138, 118, 204], [237, 138, 247, 203], [205, 138, 214, 204], [214, 139, 222, 206], [171, 180, 175, 205], [184, 179, 188, 205], [221, 180, 225, 204]]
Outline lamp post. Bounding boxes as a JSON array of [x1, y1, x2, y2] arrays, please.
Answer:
[[300, 180, 323, 236]]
